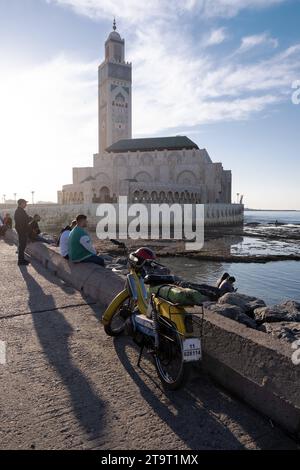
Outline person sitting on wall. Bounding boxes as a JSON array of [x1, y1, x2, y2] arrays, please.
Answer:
[[3, 213, 12, 229], [58, 220, 77, 259], [28, 215, 52, 244], [0, 215, 7, 236], [68, 214, 105, 266], [218, 276, 237, 296]]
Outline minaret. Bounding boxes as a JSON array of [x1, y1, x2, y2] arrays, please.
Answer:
[[98, 19, 132, 156]]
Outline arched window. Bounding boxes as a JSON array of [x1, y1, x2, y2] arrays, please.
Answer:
[[150, 191, 158, 202], [133, 191, 140, 202], [134, 171, 152, 182], [176, 171, 197, 185], [99, 186, 111, 203]]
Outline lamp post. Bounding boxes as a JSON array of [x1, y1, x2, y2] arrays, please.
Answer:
[[2, 194, 6, 204], [14, 193, 17, 203], [236, 193, 240, 204], [31, 191, 35, 205]]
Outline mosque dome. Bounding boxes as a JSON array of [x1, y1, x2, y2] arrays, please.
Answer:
[[108, 30, 121, 41]]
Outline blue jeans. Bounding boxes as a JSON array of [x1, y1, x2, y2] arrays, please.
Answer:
[[36, 235, 52, 244], [81, 255, 105, 266]]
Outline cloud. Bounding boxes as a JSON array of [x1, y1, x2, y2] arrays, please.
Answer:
[[127, 21, 300, 135], [49, 0, 287, 21], [203, 27, 228, 46], [238, 32, 279, 52], [44, 1, 294, 138], [198, 0, 286, 18], [48, 0, 174, 22]]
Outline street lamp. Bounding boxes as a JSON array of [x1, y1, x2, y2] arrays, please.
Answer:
[[236, 193, 240, 204], [2, 194, 6, 204], [31, 191, 35, 205], [14, 193, 17, 203]]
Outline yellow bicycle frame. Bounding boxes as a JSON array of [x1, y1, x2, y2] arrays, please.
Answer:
[[102, 270, 147, 326], [102, 269, 196, 338]]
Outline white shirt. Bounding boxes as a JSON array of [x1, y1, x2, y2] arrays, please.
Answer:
[[59, 230, 71, 257]]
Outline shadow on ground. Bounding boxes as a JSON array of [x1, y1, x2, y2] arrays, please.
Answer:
[[113, 336, 293, 450], [19, 267, 106, 442]]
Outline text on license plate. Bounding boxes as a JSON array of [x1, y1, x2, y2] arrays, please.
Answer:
[[183, 338, 202, 362]]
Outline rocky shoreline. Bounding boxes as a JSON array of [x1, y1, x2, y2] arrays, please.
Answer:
[[160, 252, 300, 263], [244, 221, 300, 240], [204, 292, 300, 345], [91, 219, 300, 263]]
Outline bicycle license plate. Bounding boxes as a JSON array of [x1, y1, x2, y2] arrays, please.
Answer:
[[182, 338, 202, 362]]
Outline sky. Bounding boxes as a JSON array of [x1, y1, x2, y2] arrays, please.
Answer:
[[0, 0, 299, 209]]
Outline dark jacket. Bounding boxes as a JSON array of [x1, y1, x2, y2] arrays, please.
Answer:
[[28, 220, 41, 241], [14, 207, 31, 234], [219, 280, 235, 296]]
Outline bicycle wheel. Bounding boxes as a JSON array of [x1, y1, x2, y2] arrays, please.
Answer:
[[154, 324, 190, 390], [104, 296, 133, 337]]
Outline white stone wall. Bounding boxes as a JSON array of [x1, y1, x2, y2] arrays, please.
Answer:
[[1, 203, 243, 232]]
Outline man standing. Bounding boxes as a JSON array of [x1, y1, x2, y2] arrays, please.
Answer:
[[68, 214, 105, 266], [14, 199, 31, 266]]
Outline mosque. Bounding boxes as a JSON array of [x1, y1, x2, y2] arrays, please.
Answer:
[[58, 21, 233, 208]]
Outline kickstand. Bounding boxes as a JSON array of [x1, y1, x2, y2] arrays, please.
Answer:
[[137, 343, 144, 368]]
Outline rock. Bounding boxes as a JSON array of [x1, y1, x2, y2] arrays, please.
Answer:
[[218, 292, 266, 315], [205, 302, 257, 328], [258, 322, 300, 344], [254, 300, 300, 324]]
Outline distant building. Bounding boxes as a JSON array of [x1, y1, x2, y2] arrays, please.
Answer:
[[2, 199, 16, 205], [58, 21, 232, 206]]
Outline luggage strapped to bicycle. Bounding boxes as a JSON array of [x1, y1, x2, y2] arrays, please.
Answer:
[[154, 284, 204, 339]]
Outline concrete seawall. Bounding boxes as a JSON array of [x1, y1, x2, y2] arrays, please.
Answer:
[[4, 229, 299, 440], [4, 229, 124, 305], [201, 312, 300, 437]]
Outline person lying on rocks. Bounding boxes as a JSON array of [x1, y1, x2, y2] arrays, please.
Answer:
[[216, 272, 229, 288], [219, 276, 237, 295], [68, 214, 105, 267]]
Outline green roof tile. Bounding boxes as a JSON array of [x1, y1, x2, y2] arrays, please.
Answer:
[[105, 136, 199, 153]]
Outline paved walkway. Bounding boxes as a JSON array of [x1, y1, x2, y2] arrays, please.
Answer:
[[0, 239, 298, 450]]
